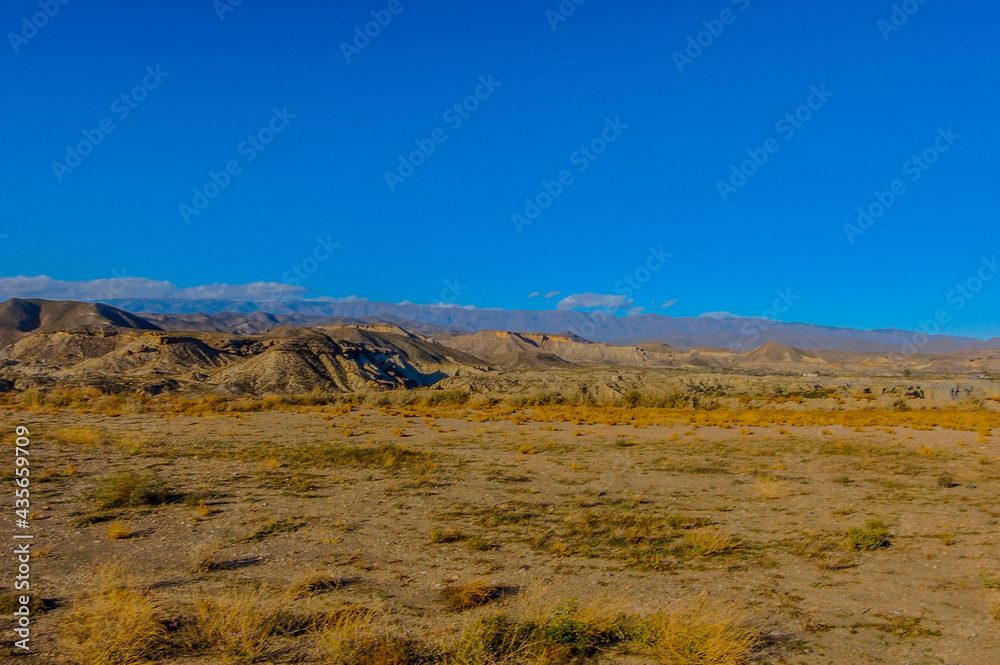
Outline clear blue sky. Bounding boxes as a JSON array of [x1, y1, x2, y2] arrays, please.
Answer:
[[1, 0, 998, 337]]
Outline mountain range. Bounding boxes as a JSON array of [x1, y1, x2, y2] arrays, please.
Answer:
[[1, 299, 997, 399], [99, 297, 1000, 354]]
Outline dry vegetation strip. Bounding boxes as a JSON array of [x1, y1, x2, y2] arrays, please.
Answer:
[[57, 569, 763, 665], [5, 386, 999, 433]]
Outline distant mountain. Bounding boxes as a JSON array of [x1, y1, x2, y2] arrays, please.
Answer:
[[0, 298, 159, 349], [2, 300, 999, 396], [101, 298, 1000, 354]]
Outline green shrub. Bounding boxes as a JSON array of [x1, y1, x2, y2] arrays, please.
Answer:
[[91, 470, 168, 508]]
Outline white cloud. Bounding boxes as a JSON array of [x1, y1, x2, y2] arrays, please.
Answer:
[[429, 302, 479, 309], [659, 299, 677, 309], [527, 291, 541, 298], [310, 295, 368, 303], [624, 306, 645, 316], [699, 311, 741, 319], [556, 292, 632, 311], [0, 275, 308, 302], [544, 290, 561, 299]]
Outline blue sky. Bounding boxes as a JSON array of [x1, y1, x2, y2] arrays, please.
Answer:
[[1, 0, 998, 337]]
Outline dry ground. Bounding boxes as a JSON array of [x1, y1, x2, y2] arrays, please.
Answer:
[[1, 401, 999, 664]]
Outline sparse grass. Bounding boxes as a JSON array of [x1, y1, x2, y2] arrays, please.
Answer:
[[936, 474, 956, 488], [855, 614, 939, 637], [754, 479, 790, 500], [431, 527, 468, 544], [294, 442, 432, 471], [13, 393, 1000, 664], [60, 565, 165, 665], [529, 500, 724, 569], [466, 535, 498, 551], [290, 573, 345, 598], [239, 517, 304, 543], [190, 541, 224, 574], [936, 532, 958, 546], [91, 470, 168, 509], [845, 520, 891, 551]]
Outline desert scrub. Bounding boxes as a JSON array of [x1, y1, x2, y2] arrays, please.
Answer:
[[192, 590, 295, 663], [54, 426, 104, 446], [845, 520, 891, 551], [440, 580, 510, 612], [91, 470, 168, 508], [293, 442, 433, 471], [531, 501, 719, 569], [451, 593, 760, 665], [453, 601, 625, 665], [60, 566, 165, 665], [424, 389, 469, 406], [320, 607, 429, 665], [936, 474, 956, 488]]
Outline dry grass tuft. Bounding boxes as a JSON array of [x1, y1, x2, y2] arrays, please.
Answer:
[[683, 528, 739, 556], [440, 580, 510, 612], [91, 470, 168, 509], [845, 520, 891, 551], [60, 565, 165, 665], [54, 426, 103, 446], [320, 606, 425, 665], [195, 500, 219, 518], [193, 589, 292, 663], [106, 521, 132, 540], [641, 596, 760, 665]]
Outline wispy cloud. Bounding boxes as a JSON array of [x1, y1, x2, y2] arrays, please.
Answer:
[[0, 275, 308, 302], [544, 290, 561, 299], [556, 292, 632, 311], [527, 291, 541, 298], [659, 299, 677, 309]]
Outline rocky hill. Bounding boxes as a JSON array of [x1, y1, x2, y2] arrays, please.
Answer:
[[0, 300, 491, 395]]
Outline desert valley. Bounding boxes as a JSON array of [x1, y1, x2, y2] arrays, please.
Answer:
[[0, 298, 998, 665]]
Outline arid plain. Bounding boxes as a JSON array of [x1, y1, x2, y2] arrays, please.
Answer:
[[2, 300, 999, 665]]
